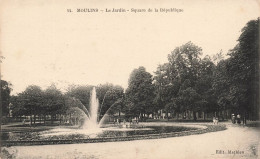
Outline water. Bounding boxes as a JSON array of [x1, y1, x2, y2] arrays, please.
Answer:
[[2, 87, 203, 141], [38, 87, 130, 138], [83, 87, 100, 129]]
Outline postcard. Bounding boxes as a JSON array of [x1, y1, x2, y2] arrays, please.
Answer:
[[0, 0, 259, 158]]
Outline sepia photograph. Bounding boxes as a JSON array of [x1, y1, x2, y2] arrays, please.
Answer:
[[0, 0, 259, 158]]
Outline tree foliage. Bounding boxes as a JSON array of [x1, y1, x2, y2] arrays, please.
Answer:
[[226, 18, 259, 119], [8, 18, 259, 123], [125, 66, 155, 117], [96, 83, 124, 117], [1, 80, 12, 116]]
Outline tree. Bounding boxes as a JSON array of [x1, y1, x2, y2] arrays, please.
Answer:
[[154, 63, 180, 119], [96, 83, 124, 120], [177, 85, 201, 121], [212, 59, 233, 119], [1, 80, 12, 117], [43, 84, 65, 124], [226, 18, 259, 122], [166, 42, 203, 120], [168, 41, 202, 85], [21, 85, 44, 125], [66, 85, 93, 112], [212, 50, 224, 65], [125, 66, 155, 119], [195, 56, 217, 119], [10, 95, 26, 120], [64, 97, 88, 125]]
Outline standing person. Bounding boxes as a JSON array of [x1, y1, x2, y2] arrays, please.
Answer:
[[22, 119, 26, 125], [237, 114, 241, 124], [215, 117, 219, 125], [129, 117, 132, 125], [134, 117, 137, 124], [231, 114, 235, 124]]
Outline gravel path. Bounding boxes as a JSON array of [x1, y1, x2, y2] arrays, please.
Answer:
[[3, 122, 259, 159]]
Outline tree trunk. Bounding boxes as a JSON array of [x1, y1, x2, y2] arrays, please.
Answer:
[[70, 113, 72, 124], [64, 114, 67, 124], [193, 111, 197, 121], [243, 112, 247, 125], [51, 115, 54, 124], [44, 115, 46, 125], [60, 113, 62, 124], [34, 114, 36, 125], [30, 114, 33, 126], [39, 115, 41, 124], [203, 112, 206, 120]]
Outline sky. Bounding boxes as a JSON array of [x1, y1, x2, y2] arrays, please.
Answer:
[[0, 0, 259, 94]]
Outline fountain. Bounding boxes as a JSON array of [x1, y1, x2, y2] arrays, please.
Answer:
[[1, 85, 220, 146], [31, 87, 201, 143], [1, 88, 226, 147], [83, 87, 100, 129]]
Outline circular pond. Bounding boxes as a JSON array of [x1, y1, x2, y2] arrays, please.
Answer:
[[39, 125, 198, 140], [1, 124, 226, 146]]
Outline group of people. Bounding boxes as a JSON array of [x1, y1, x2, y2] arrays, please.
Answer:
[[231, 114, 241, 124], [213, 114, 242, 125], [113, 117, 139, 125]]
